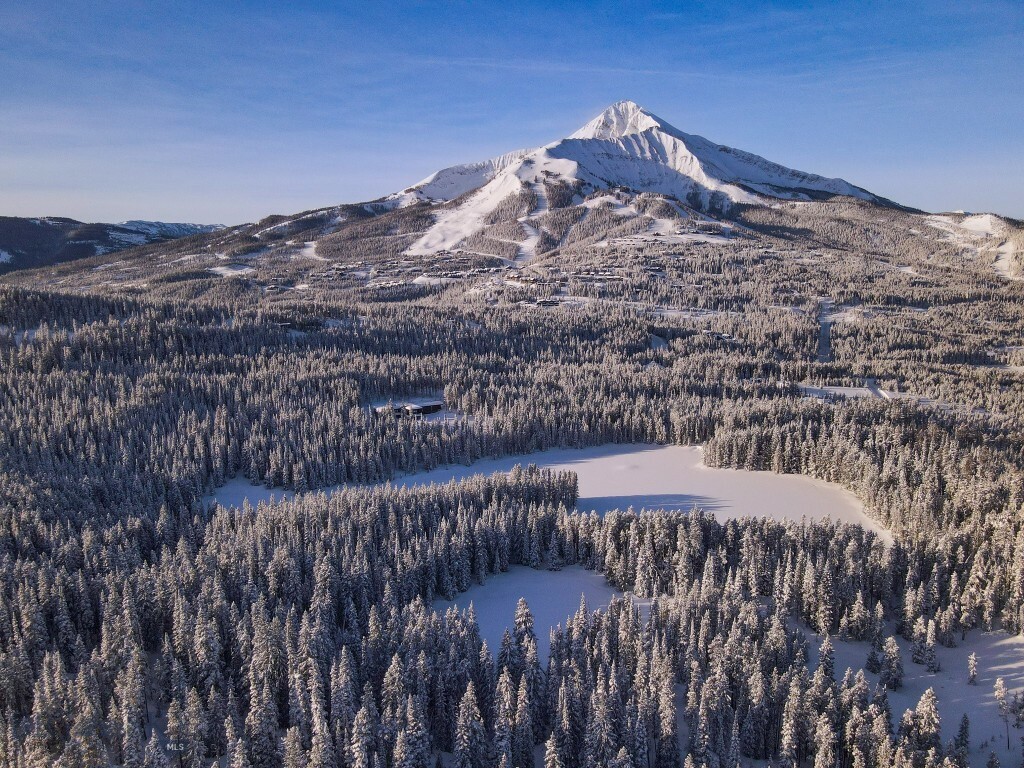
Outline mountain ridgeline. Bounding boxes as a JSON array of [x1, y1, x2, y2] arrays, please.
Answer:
[[0, 216, 221, 273]]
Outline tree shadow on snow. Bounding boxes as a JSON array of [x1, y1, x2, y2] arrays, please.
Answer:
[[577, 493, 725, 514]]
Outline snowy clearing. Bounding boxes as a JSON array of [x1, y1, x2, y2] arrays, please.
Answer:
[[800, 383, 885, 400], [294, 241, 326, 261], [208, 264, 254, 277], [208, 444, 885, 540], [432, 565, 622, 659]]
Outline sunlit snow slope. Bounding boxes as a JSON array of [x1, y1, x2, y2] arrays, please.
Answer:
[[404, 100, 886, 256]]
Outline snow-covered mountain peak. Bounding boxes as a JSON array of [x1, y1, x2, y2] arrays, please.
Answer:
[[396, 101, 893, 257], [568, 100, 665, 141]]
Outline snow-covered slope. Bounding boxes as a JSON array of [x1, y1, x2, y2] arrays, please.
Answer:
[[404, 100, 888, 256], [566, 100, 877, 202], [925, 212, 1022, 279], [388, 150, 532, 207], [118, 220, 223, 239]]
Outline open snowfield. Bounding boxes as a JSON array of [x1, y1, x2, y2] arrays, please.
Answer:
[[209, 444, 886, 539], [812, 628, 1024, 767], [432, 565, 623, 659], [294, 241, 326, 261], [208, 264, 254, 277]]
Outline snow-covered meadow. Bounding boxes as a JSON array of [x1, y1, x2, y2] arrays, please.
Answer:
[[432, 565, 624, 660]]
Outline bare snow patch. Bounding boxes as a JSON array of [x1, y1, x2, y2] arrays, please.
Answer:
[[209, 264, 254, 277], [433, 566, 622, 659], [294, 241, 326, 261]]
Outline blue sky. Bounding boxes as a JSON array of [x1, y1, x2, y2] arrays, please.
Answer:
[[1, 1, 1021, 224]]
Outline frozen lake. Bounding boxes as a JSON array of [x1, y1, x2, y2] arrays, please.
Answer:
[[209, 443, 887, 540], [433, 565, 623, 659]]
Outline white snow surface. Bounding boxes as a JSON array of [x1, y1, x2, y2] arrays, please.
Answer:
[[208, 443, 887, 541], [208, 264, 254, 277], [924, 213, 1018, 278], [294, 241, 326, 261], [959, 213, 1002, 236], [407, 170, 526, 255], [394, 149, 532, 205], [570, 101, 664, 140], [432, 565, 623, 659], [403, 100, 881, 257]]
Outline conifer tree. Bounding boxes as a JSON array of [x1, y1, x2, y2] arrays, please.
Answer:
[[454, 682, 487, 768], [881, 637, 904, 690], [995, 677, 1010, 750], [143, 731, 170, 768], [544, 733, 565, 768]]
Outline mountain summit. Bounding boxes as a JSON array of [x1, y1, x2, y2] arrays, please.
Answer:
[[391, 101, 886, 256], [568, 100, 665, 140], [395, 101, 883, 212]]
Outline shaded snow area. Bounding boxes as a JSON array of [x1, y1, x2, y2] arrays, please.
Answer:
[[211, 475, 298, 508], [208, 443, 885, 540], [108, 231, 149, 246], [0, 325, 40, 345], [118, 220, 222, 238], [812, 629, 1024, 767], [432, 566, 622, 660], [800, 383, 890, 400], [0, 250, 14, 264]]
